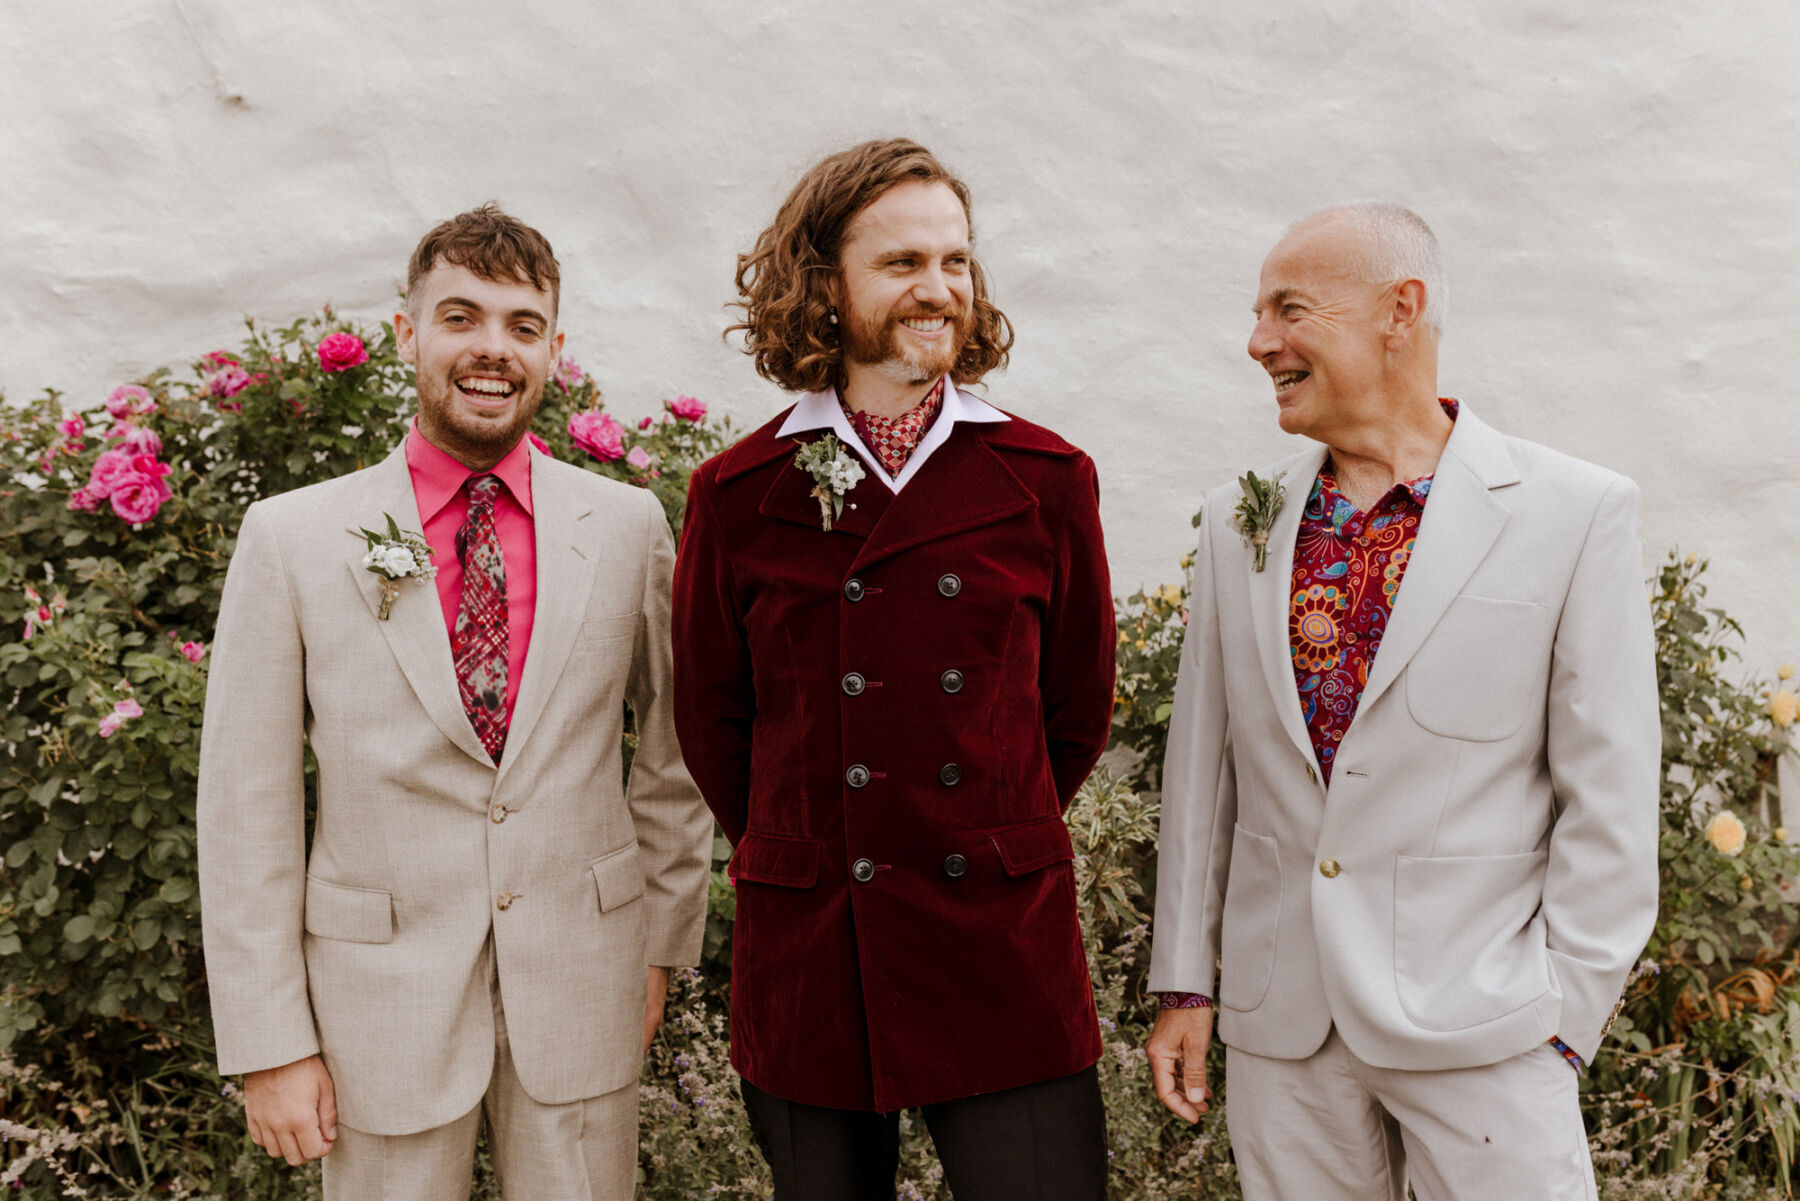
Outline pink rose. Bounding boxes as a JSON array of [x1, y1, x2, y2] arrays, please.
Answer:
[[105, 386, 155, 419], [202, 350, 236, 370], [638, 417, 654, 430], [203, 365, 252, 400], [98, 713, 124, 737], [626, 446, 653, 470], [317, 333, 369, 373], [121, 426, 162, 456], [180, 641, 206, 664], [668, 395, 708, 422], [86, 448, 138, 498], [131, 454, 173, 485], [554, 356, 585, 390], [109, 476, 170, 524], [527, 432, 553, 458], [114, 698, 144, 719], [67, 487, 101, 513], [58, 417, 85, 439], [568, 410, 625, 462]]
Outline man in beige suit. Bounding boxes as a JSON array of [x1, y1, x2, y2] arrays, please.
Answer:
[[1145, 203, 1659, 1199], [198, 206, 712, 1200]]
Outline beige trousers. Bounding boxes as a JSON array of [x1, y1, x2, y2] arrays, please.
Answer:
[[1225, 1027, 1598, 1201], [321, 944, 638, 1201]]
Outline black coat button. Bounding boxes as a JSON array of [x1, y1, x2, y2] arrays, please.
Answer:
[[942, 854, 968, 879], [844, 578, 865, 602], [851, 858, 876, 883], [937, 573, 962, 597], [842, 672, 866, 696], [939, 669, 964, 694], [938, 763, 962, 786], [846, 764, 871, 789]]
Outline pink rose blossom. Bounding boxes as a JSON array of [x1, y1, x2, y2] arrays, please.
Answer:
[[554, 356, 585, 390], [568, 410, 625, 462], [638, 417, 654, 430], [87, 449, 138, 498], [120, 426, 162, 456], [114, 698, 144, 718], [105, 385, 155, 419], [668, 395, 708, 422], [97, 714, 124, 737], [202, 350, 236, 370], [67, 487, 101, 513], [110, 479, 169, 524], [526, 432, 553, 458], [180, 641, 206, 663], [58, 417, 85, 439], [317, 332, 369, 373], [203, 364, 252, 401], [23, 586, 39, 604], [626, 446, 653, 470]]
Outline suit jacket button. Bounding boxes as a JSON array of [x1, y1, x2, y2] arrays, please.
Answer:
[[1306, 763, 1319, 784], [489, 804, 509, 824], [851, 858, 876, 883], [1319, 859, 1341, 879], [842, 672, 866, 696], [496, 891, 517, 910], [937, 573, 962, 597], [846, 764, 871, 789], [938, 763, 962, 786], [942, 854, 968, 879], [844, 578, 866, 602], [939, 669, 964, 694]]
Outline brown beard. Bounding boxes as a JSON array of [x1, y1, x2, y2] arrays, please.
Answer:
[[415, 367, 541, 469], [843, 304, 971, 383]]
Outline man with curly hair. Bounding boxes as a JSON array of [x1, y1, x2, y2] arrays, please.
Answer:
[[672, 139, 1117, 1200]]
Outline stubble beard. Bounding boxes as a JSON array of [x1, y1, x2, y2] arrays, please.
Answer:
[[416, 365, 541, 469]]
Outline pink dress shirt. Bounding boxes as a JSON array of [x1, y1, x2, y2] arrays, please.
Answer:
[[403, 424, 537, 728]]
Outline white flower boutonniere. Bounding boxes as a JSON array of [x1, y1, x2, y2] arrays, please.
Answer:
[[356, 514, 437, 619], [793, 434, 866, 532], [1231, 470, 1287, 573]]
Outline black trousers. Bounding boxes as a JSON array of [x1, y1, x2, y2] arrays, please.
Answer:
[[739, 1066, 1109, 1201]]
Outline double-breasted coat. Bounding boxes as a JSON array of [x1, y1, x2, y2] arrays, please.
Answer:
[[672, 387, 1116, 1111]]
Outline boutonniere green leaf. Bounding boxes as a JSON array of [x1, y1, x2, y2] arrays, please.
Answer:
[[355, 513, 437, 619], [1232, 470, 1287, 573], [792, 434, 867, 532]]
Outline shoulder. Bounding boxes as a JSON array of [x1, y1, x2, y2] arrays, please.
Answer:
[[247, 463, 380, 527], [533, 451, 653, 505], [703, 407, 802, 488], [976, 411, 1086, 462], [1493, 431, 1635, 503]]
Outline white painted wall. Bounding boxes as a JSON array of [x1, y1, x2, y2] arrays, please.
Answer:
[[4, 0, 1797, 669]]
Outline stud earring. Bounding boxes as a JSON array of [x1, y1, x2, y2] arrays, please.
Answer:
[[828, 306, 839, 325]]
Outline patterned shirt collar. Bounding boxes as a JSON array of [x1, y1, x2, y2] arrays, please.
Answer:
[[1309, 398, 1460, 529]]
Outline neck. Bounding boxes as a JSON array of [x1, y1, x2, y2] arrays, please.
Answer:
[[417, 417, 514, 473], [1322, 387, 1452, 512], [839, 365, 941, 420]]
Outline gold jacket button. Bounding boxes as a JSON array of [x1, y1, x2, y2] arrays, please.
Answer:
[[1306, 763, 1318, 784], [1319, 859, 1341, 879], [496, 891, 518, 911]]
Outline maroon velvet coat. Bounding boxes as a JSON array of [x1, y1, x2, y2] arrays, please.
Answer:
[[671, 407, 1116, 1112]]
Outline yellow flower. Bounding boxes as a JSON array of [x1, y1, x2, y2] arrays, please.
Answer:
[[1707, 810, 1747, 857], [1159, 585, 1184, 605], [1776, 827, 1789, 842], [1135, 639, 1148, 650], [1685, 552, 1698, 566], [1771, 690, 1797, 728], [1779, 663, 1794, 680]]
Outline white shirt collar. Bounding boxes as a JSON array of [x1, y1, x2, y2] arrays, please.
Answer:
[[774, 375, 1009, 493]]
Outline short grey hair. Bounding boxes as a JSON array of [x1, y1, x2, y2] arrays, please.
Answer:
[[1293, 201, 1447, 336]]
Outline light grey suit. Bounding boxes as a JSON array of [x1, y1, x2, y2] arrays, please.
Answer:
[[198, 443, 711, 1144], [1150, 406, 1657, 1187]]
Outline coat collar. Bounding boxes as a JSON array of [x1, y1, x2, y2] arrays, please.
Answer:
[[344, 444, 600, 776], [776, 376, 1010, 493]]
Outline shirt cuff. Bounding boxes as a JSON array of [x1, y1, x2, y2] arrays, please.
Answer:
[[1158, 992, 1213, 1010]]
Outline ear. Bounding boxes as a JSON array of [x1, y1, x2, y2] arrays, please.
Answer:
[[1386, 279, 1429, 346], [551, 328, 566, 359], [824, 270, 844, 310], [394, 308, 418, 366]]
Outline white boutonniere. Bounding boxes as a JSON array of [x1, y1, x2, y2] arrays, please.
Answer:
[[356, 514, 437, 619], [1232, 470, 1287, 573], [792, 434, 866, 532]]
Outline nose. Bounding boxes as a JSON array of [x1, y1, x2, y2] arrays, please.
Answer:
[[913, 263, 954, 308], [1247, 311, 1280, 364], [470, 315, 513, 362]]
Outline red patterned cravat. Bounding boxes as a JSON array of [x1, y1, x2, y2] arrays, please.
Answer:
[[453, 474, 508, 762], [843, 377, 945, 477]]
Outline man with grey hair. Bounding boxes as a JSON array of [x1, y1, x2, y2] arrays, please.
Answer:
[[1144, 203, 1659, 1199]]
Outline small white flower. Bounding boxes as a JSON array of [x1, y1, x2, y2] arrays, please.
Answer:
[[384, 547, 418, 577]]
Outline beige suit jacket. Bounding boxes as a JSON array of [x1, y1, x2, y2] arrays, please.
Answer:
[[1148, 407, 1660, 1069], [197, 444, 712, 1136]]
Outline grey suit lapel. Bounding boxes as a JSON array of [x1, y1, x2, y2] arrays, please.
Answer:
[[1353, 408, 1519, 719], [345, 447, 494, 769], [495, 454, 601, 788], [1246, 444, 1330, 776]]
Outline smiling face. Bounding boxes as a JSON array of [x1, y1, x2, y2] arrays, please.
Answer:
[[833, 180, 975, 393], [1247, 214, 1398, 441], [396, 263, 564, 469]]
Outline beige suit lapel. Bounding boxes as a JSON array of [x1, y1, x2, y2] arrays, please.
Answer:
[[1246, 444, 1330, 775], [1353, 407, 1519, 719], [494, 454, 601, 788], [345, 447, 494, 768]]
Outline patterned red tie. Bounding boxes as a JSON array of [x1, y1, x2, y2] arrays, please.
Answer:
[[453, 474, 508, 762]]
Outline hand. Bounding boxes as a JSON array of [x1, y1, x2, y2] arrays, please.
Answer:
[[1146, 1005, 1214, 1124], [243, 1054, 337, 1165], [643, 964, 671, 1054]]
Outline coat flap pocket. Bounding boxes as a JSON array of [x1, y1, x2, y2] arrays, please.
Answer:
[[990, 817, 1075, 877], [304, 876, 394, 944], [591, 843, 646, 911], [728, 832, 821, 888], [579, 613, 639, 643]]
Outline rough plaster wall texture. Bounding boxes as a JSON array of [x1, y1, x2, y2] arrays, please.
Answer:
[[2, 0, 1796, 668]]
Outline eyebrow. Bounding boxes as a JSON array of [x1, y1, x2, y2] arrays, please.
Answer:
[[1252, 286, 1303, 315], [434, 297, 549, 325]]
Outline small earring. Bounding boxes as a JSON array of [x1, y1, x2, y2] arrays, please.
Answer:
[[828, 306, 839, 325]]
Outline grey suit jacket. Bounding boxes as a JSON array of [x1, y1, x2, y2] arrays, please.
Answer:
[[1148, 407, 1659, 1069], [198, 443, 712, 1135]]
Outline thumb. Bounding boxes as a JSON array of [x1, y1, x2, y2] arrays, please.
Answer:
[[318, 1073, 339, 1142], [1181, 1040, 1208, 1103]]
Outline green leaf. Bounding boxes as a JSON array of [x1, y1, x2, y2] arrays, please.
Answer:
[[63, 914, 96, 943]]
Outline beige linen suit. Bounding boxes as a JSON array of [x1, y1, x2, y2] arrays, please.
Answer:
[[1149, 408, 1659, 1197], [198, 444, 711, 1145]]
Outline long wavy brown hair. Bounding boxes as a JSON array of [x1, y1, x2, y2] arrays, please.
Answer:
[[728, 139, 1013, 393]]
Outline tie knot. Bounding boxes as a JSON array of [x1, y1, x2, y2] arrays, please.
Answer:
[[466, 474, 501, 501]]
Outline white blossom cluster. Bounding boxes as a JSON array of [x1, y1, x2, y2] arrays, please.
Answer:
[[362, 541, 433, 580]]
